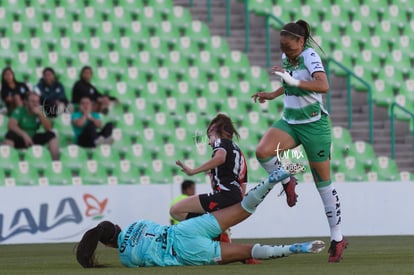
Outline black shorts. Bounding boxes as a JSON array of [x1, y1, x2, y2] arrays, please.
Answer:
[[5, 130, 56, 149], [199, 182, 243, 212]]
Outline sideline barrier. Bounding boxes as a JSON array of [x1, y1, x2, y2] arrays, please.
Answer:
[[1, 181, 413, 244]]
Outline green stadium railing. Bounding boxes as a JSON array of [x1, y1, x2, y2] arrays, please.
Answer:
[[325, 58, 374, 144], [191, 0, 232, 37], [390, 103, 414, 164]]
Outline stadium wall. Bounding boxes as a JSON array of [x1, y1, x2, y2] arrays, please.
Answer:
[[1, 181, 413, 244]]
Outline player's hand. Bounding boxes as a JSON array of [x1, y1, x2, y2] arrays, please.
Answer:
[[251, 92, 273, 103], [176, 160, 195, 176], [273, 70, 300, 87]]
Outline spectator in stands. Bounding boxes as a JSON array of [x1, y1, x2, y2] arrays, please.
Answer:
[[71, 66, 115, 114], [0, 67, 30, 116], [251, 19, 347, 263], [170, 180, 196, 225], [76, 170, 325, 268], [4, 91, 59, 160], [34, 67, 69, 118], [71, 96, 113, 148]]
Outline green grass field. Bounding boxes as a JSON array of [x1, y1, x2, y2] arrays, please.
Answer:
[[1, 236, 413, 275]]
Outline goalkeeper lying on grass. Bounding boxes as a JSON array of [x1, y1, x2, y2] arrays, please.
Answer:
[[76, 170, 325, 268]]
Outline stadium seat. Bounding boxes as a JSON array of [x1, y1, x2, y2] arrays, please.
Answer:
[[167, 6, 193, 31], [0, 114, 8, 141], [43, 160, 73, 186], [184, 20, 210, 48], [8, 161, 39, 186], [162, 50, 189, 77], [182, 66, 209, 91], [161, 142, 184, 167], [133, 50, 158, 78], [372, 79, 394, 107], [111, 159, 141, 185], [247, 157, 266, 183], [347, 141, 376, 169], [145, 159, 174, 184], [124, 66, 147, 94], [393, 94, 414, 122], [335, 156, 368, 181], [330, 143, 343, 171], [140, 6, 163, 30], [60, 144, 89, 173], [53, 112, 74, 146], [149, 0, 174, 15], [192, 50, 220, 77], [203, 35, 231, 62], [175, 81, 196, 107], [245, 66, 272, 92], [142, 36, 169, 61], [170, 127, 198, 153], [116, 112, 141, 139], [223, 50, 250, 77], [173, 36, 199, 62], [122, 143, 153, 171], [153, 21, 180, 46], [76, 160, 108, 185], [399, 171, 414, 182], [91, 144, 121, 172], [332, 126, 353, 154], [248, 0, 273, 16], [22, 145, 53, 173], [369, 156, 400, 181], [215, 66, 238, 91], [119, 20, 151, 49], [298, 5, 322, 25], [151, 66, 177, 92], [0, 145, 20, 172], [353, 65, 372, 91]]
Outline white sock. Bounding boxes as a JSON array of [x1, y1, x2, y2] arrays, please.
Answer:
[[317, 184, 343, 242], [258, 156, 290, 184], [241, 171, 288, 213], [251, 244, 291, 259]]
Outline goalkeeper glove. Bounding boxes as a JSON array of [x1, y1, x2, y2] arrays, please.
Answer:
[[274, 71, 300, 87]]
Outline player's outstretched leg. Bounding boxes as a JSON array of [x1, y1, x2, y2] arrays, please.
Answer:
[[215, 170, 291, 232], [241, 169, 291, 214], [252, 240, 325, 259]]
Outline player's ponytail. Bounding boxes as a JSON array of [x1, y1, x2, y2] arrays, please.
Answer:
[[295, 19, 326, 57], [295, 20, 310, 45], [76, 221, 119, 268]]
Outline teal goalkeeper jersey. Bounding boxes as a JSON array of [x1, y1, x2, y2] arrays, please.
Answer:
[[280, 47, 329, 124], [118, 220, 180, 267]]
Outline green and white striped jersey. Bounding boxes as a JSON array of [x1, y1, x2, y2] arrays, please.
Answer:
[[279, 47, 329, 124]]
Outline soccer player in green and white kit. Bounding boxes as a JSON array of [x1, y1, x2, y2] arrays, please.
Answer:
[[251, 19, 347, 263]]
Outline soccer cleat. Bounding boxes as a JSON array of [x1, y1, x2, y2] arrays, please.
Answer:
[[278, 163, 304, 207], [328, 237, 348, 262], [281, 176, 298, 207], [242, 258, 262, 264], [289, 240, 325, 254]]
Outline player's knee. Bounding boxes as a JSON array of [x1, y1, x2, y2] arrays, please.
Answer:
[[255, 146, 271, 160]]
